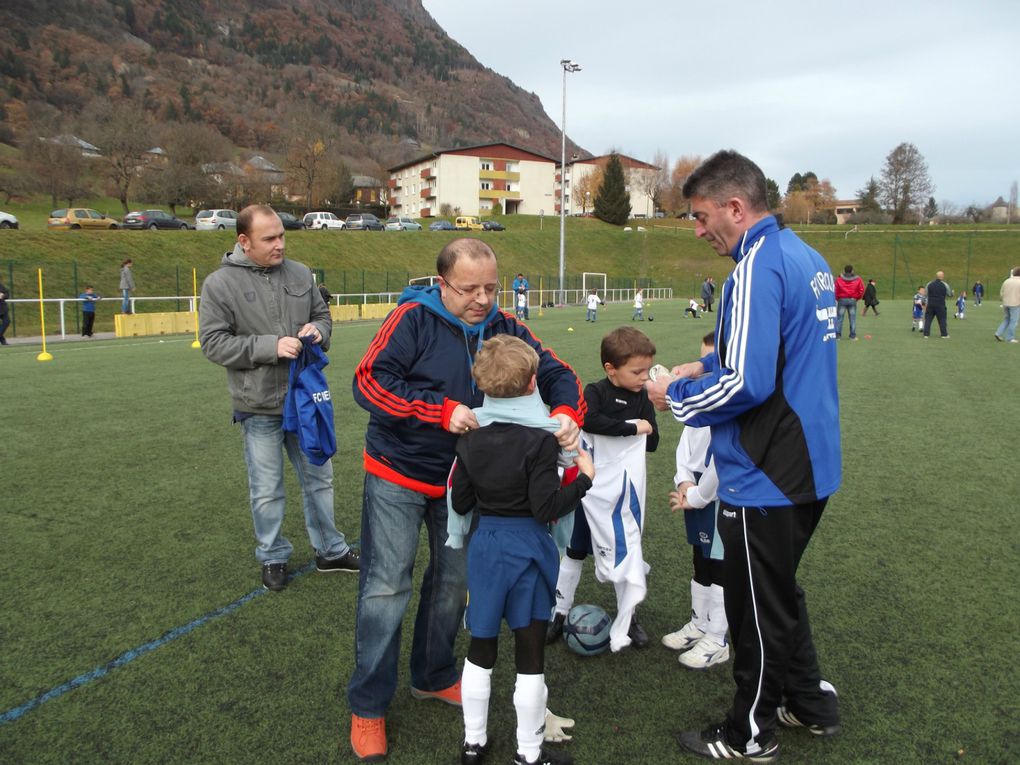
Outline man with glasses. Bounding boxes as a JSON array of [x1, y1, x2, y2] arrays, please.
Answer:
[[348, 238, 586, 762]]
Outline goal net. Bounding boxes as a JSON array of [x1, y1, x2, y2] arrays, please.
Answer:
[[582, 272, 607, 299]]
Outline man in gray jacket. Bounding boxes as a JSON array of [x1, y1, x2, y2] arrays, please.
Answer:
[[200, 204, 358, 591]]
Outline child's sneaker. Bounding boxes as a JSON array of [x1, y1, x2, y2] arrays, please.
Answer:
[[677, 723, 778, 762], [678, 636, 730, 670], [661, 621, 705, 651], [512, 745, 574, 765], [461, 740, 490, 764], [545, 612, 566, 644]]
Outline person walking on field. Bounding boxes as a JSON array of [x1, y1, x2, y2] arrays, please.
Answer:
[[119, 259, 136, 314], [923, 270, 953, 339], [834, 264, 865, 339], [862, 279, 880, 316], [199, 205, 359, 592], [0, 279, 10, 345], [972, 280, 984, 306], [993, 266, 1020, 343], [647, 151, 842, 763]]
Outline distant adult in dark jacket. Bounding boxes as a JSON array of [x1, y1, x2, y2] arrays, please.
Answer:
[[318, 283, 332, 307], [923, 270, 953, 338], [0, 280, 10, 345], [700, 277, 716, 312], [972, 281, 984, 306], [862, 279, 879, 316]]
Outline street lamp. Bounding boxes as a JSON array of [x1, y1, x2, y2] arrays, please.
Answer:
[[558, 59, 581, 306]]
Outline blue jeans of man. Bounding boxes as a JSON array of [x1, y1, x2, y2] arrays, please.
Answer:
[[240, 415, 348, 564], [348, 473, 467, 718], [996, 305, 1019, 341], [121, 289, 132, 314], [835, 298, 857, 338]]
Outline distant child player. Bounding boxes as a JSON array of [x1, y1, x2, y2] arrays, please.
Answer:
[[954, 291, 967, 319], [547, 326, 659, 652], [662, 331, 729, 670], [912, 285, 926, 332], [684, 298, 702, 318], [632, 290, 645, 321], [585, 288, 603, 322], [79, 286, 102, 337], [516, 290, 528, 321], [450, 335, 595, 765]]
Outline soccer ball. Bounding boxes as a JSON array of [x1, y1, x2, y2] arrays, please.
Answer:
[[563, 604, 612, 656], [648, 316, 654, 322]]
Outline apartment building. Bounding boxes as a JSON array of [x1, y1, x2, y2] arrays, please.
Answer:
[[557, 153, 661, 217]]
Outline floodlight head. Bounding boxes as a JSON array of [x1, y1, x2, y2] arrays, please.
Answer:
[[561, 59, 581, 72]]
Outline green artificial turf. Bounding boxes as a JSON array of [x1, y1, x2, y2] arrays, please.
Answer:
[[1, 301, 1017, 764]]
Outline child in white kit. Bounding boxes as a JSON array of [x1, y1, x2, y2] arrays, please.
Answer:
[[662, 331, 730, 670]]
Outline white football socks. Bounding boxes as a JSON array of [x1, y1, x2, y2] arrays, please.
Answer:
[[691, 580, 711, 633], [514, 673, 547, 763], [554, 556, 583, 615], [705, 583, 728, 645], [461, 659, 492, 747]]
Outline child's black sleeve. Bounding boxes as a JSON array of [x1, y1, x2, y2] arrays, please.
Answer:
[[582, 382, 638, 437], [527, 435, 592, 524], [449, 452, 476, 516], [641, 391, 660, 453]]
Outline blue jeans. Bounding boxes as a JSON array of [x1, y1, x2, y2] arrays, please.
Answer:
[[835, 298, 857, 338], [121, 289, 132, 314], [997, 305, 1020, 341], [348, 473, 467, 717], [240, 415, 348, 564], [586, 309, 596, 321]]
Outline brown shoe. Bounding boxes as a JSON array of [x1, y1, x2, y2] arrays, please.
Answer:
[[351, 714, 387, 762]]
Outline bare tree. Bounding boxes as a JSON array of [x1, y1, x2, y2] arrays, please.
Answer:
[[879, 142, 934, 224], [82, 98, 154, 214], [670, 155, 702, 215], [284, 107, 336, 209], [574, 165, 603, 215], [141, 122, 232, 212], [1009, 180, 1017, 225], [22, 136, 92, 207]]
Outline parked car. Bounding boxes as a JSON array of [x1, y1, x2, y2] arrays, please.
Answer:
[[428, 220, 456, 231], [345, 213, 384, 231], [277, 211, 305, 230], [385, 216, 422, 231], [0, 210, 18, 229], [303, 211, 345, 230], [122, 210, 193, 230], [481, 220, 505, 231], [47, 208, 120, 230], [195, 209, 238, 230], [455, 215, 483, 231]]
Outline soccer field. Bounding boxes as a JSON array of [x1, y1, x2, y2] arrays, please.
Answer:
[[2, 300, 1017, 764]]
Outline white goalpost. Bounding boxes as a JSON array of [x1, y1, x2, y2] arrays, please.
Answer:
[[582, 272, 607, 302]]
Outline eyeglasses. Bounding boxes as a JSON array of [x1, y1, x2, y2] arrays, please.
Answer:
[[441, 279, 501, 300]]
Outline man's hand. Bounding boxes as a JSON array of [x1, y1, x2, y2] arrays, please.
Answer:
[[671, 361, 705, 380], [297, 323, 322, 344], [276, 336, 303, 359], [552, 413, 580, 452], [646, 377, 672, 411], [447, 403, 480, 434]]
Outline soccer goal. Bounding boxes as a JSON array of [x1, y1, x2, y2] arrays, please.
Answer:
[[582, 272, 607, 301]]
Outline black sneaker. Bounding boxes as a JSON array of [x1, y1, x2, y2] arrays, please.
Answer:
[[512, 745, 574, 765], [545, 612, 566, 644], [627, 615, 649, 648], [677, 723, 778, 762], [316, 548, 360, 573], [777, 706, 841, 737], [461, 740, 490, 765], [261, 562, 288, 591]]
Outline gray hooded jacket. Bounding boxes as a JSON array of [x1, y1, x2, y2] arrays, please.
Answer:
[[199, 244, 332, 416]]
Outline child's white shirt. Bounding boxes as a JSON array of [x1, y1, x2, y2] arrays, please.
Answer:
[[689, 299, 700, 310], [586, 293, 602, 310], [634, 293, 644, 309], [673, 424, 718, 509]]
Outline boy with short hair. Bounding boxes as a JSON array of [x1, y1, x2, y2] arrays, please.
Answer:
[[663, 331, 730, 670], [912, 286, 926, 332], [954, 291, 967, 319], [585, 288, 603, 322], [79, 286, 102, 337], [547, 326, 659, 652], [450, 335, 594, 765]]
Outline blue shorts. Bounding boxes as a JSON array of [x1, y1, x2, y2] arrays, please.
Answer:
[[466, 516, 559, 638], [684, 501, 723, 560]]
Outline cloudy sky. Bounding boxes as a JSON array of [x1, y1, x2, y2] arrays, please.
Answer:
[[422, 0, 1019, 208]]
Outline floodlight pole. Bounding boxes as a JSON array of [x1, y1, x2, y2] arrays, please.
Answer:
[[558, 59, 580, 306]]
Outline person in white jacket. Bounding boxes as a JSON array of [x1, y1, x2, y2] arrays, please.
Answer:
[[662, 331, 729, 670]]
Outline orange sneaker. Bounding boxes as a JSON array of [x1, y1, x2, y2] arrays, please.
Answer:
[[410, 678, 462, 706], [350, 714, 387, 762]]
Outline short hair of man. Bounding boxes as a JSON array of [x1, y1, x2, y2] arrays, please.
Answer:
[[436, 238, 496, 278], [601, 325, 656, 368], [472, 335, 538, 398], [843, 264, 854, 275], [682, 150, 769, 213], [237, 204, 277, 238], [1012, 266, 1020, 277]]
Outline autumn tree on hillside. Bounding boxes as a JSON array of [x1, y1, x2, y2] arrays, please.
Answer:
[[669, 155, 702, 215], [284, 108, 344, 208], [782, 175, 837, 224], [574, 165, 603, 214], [644, 149, 670, 214], [82, 98, 153, 214], [141, 122, 232, 212], [879, 142, 934, 223], [593, 153, 631, 225], [21, 136, 91, 207]]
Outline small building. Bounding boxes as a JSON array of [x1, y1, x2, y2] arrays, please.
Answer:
[[557, 153, 660, 217], [352, 175, 385, 206]]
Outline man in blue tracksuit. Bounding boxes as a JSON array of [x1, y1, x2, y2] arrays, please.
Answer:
[[648, 151, 841, 762]]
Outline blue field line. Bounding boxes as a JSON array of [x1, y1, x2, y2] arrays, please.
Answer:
[[0, 561, 319, 725]]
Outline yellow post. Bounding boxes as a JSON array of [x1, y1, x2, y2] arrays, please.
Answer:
[[36, 268, 53, 362], [539, 277, 544, 317], [191, 268, 201, 349]]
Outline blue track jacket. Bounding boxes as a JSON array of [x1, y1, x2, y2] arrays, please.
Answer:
[[666, 216, 841, 506], [353, 285, 585, 497]]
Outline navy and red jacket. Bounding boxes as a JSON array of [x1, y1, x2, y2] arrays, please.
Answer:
[[353, 285, 586, 497]]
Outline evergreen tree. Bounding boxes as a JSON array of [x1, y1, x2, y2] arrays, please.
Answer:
[[923, 196, 938, 219], [765, 178, 781, 210], [594, 153, 631, 225], [856, 176, 882, 213]]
